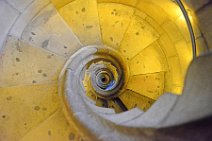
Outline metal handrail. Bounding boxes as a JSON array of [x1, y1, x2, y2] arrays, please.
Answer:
[[175, 0, 197, 58]]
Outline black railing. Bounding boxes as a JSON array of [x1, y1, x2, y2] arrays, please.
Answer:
[[175, 0, 197, 58]]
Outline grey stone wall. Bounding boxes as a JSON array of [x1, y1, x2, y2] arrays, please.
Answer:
[[185, 0, 212, 50]]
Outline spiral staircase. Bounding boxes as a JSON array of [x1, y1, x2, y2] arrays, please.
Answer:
[[0, 0, 212, 141]]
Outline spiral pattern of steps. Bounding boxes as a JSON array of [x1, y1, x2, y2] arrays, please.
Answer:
[[0, 0, 211, 141]]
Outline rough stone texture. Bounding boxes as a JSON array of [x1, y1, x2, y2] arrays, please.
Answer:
[[51, 0, 75, 9], [98, 3, 134, 49], [101, 108, 143, 125], [9, 0, 50, 38], [0, 0, 19, 52], [64, 45, 212, 141], [58, 0, 102, 45], [0, 83, 60, 141], [20, 109, 90, 141], [6, 0, 34, 12], [21, 4, 82, 57], [63, 47, 155, 141], [65, 85, 155, 141], [0, 0, 212, 141], [185, 0, 210, 11], [0, 36, 66, 87], [120, 93, 178, 128], [156, 116, 212, 141], [196, 36, 208, 55], [196, 2, 212, 50], [163, 52, 212, 126]]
